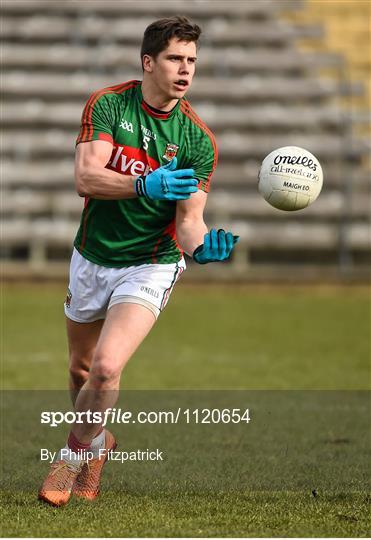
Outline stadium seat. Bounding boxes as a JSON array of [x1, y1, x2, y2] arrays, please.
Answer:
[[1, 0, 369, 278]]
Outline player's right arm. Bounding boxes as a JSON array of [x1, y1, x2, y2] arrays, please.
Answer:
[[75, 90, 197, 201], [75, 140, 138, 199], [75, 144, 198, 201]]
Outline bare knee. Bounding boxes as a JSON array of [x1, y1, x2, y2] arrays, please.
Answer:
[[66, 317, 102, 390], [89, 355, 122, 389], [69, 364, 90, 389], [69, 353, 91, 389]]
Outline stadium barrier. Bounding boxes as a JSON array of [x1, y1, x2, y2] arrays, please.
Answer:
[[1, 0, 369, 280]]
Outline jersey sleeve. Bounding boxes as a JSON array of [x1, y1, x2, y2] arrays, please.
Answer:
[[192, 131, 218, 193], [183, 119, 218, 193], [76, 92, 115, 146]]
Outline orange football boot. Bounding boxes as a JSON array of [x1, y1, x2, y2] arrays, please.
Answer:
[[73, 430, 117, 500], [38, 459, 83, 506]]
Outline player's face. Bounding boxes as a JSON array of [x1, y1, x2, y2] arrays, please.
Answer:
[[147, 38, 197, 100]]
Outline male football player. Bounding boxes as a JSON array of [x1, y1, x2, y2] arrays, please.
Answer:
[[39, 15, 238, 506]]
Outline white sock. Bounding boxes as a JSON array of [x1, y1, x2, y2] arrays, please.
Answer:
[[89, 429, 106, 457]]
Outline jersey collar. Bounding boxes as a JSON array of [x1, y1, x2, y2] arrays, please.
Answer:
[[137, 83, 180, 120]]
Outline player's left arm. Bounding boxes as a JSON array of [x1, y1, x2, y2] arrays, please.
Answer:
[[176, 191, 239, 264], [176, 190, 208, 256]]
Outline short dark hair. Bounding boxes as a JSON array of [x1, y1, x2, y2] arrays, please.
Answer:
[[140, 16, 201, 67]]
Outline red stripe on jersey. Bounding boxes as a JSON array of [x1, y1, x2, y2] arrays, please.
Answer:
[[81, 80, 137, 130], [141, 100, 172, 119], [78, 89, 105, 144], [180, 101, 217, 155], [79, 197, 90, 252], [151, 219, 183, 264], [98, 132, 113, 144], [151, 237, 162, 264], [180, 101, 218, 191], [84, 81, 136, 142], [164, 219, 178, 244], [77, 81, 139, 144], [166, 220, 184, 257]]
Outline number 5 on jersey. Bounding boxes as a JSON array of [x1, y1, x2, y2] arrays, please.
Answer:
[[143, 135, 150, 151]]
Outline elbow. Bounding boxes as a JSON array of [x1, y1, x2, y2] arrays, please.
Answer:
[[176, 215, 205, 231], [75, 170, 91, 198], [76, 184, 89, 198]]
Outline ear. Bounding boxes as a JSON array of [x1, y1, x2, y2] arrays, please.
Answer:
[[142, 54, 153, 73]]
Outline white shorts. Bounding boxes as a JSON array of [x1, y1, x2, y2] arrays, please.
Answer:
[[64, 248, 186, 322]]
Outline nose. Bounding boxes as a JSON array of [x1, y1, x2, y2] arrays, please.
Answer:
[[179, 60, 189, 74]]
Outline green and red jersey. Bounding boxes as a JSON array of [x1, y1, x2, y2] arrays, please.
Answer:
[[74, 80, 218, 267]]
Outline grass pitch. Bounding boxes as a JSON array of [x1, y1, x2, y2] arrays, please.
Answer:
[[1, 283, 370, 537]]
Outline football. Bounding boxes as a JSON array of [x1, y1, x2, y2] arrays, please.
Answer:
[[258, 146, 323, 211]]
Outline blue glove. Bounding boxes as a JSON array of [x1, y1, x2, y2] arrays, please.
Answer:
[[135, 157, 198, 201], [193, 228, 240, 264]]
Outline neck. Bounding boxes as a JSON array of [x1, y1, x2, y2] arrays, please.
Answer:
[[141, 79, 178, 112]]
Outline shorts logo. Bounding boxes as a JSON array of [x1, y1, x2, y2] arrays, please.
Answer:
[[65, 288, 72, 308], [140, 285, 159, 299], [163, 143, 179, 161]]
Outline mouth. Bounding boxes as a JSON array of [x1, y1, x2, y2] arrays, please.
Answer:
[[174, 79, 189, 90]]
